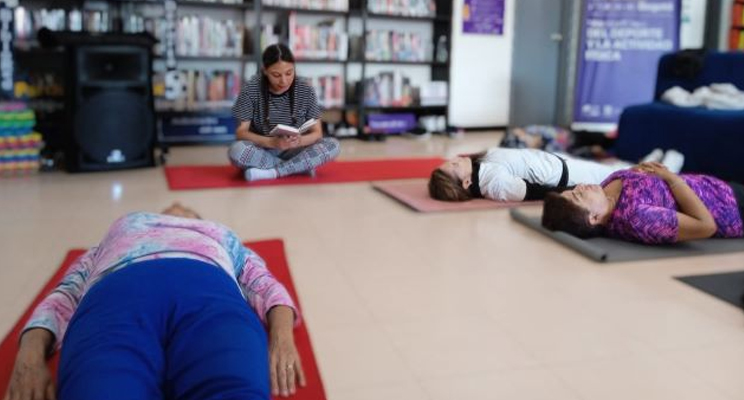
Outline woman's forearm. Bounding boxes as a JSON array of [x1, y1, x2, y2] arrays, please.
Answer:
[[237, 124, 272, 148], [267, 305, 295, 339], [19, 328, 55, 359], [666, 177, 714, 224], [299, 124, 322, 147]]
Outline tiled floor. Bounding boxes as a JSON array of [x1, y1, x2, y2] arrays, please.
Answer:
[[2, 131, 744, 399]]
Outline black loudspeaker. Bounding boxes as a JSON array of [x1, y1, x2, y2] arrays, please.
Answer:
[[64, 40, 155, 172]]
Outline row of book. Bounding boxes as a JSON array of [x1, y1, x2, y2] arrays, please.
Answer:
[[733, 2, 744, 26], [0, 103, 43, 175], [362, 71, 446, 107], [172, 16, 246, 57], [153, 69, 242, 111], [730, 30, 744, 51], [307, 75, 345, 108], [365, 30, 431, 62], [288, 14, 348, 60], [363, 71, 414, 107], [367, 0, 436, 17], [262, 0, 349, 11], [730, 2, 744, 50]]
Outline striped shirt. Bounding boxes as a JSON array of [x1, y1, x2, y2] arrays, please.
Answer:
[[24, 212, 299, 349], [232, 74, 321, 135]]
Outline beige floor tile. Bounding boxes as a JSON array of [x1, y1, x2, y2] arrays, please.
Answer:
[[310, 324, 417, 393], [422, 368, 581, 400], [551, 354, 734, 400], [382, 316, 540, 379], [329, 382, 432, 400], [662, 342, 744, 399]]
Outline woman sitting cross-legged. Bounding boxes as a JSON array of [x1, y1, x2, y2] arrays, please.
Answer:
[[541, 162, 744, 244], [228, 43, 340, 181], [4, 203, 305, 400]]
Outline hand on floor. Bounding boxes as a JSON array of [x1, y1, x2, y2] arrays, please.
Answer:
[[4, 352, 56, 400], [269, 333, 307, 397]]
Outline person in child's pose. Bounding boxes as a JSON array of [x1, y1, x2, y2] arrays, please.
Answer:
[[542, 162, 744, 244], [228, 43, 340, 182], [428, 147, 684, 202], [5, 203, 305, 400]]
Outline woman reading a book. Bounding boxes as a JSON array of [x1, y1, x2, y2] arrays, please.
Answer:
[[4, 203, 305, 400], [228, 43, 340, 181]]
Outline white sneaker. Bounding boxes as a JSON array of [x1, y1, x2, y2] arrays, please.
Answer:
[[661, 149, 685, 174], [641, 148, 664, 163]]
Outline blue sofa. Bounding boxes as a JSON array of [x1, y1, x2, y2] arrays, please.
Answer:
[[614, 52, 744, 182]]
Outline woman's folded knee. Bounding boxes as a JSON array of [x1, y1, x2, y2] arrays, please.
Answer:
[[320, 137, 341, 159]]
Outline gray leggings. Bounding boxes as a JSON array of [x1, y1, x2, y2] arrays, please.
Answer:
[[228, 137, 341, 177]]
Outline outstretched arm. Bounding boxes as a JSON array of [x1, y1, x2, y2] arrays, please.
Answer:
[[5, 248, 98, 400], [238, 247, 303, 397], [268, 305, 306, 397], [4, 329, 56, 400]]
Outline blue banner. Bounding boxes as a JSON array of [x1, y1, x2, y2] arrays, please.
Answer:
[[573, 0, 681, 128]]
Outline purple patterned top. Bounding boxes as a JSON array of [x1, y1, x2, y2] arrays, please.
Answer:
[[24, 212, 299, 349], [601, 170, 743, 244]]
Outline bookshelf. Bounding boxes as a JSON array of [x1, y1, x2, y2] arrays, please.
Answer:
[[730, 0, 744, 50], [14, 0, 452, 143]]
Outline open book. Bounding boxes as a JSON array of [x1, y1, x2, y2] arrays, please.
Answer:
[[269, 119, 318, 137]]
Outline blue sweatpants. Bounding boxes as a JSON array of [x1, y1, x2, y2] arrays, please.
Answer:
[[58, 258, 269, 400]]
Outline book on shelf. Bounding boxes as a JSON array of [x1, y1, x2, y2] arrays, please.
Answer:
[[365, 30, 430, 62], [288, 13, 348, 60], [363, 71, 414, 107], [269, 118, 317, 136], [733, 2, 744, 26], [262, 0, 349, 12], [153, 69, 241, 111], [367, 0, 436, 17], [731, 30, 744, 50], [175, 15, 244, 57], [308, 75, 345, 108]]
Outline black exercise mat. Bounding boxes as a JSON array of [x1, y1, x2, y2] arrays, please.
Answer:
[[676, 271, 744, 309], [510, 208, 744, 263]]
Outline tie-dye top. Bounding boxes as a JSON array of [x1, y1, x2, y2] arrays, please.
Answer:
[[24, 212, 299, 349], [602, 170, 743, 244]]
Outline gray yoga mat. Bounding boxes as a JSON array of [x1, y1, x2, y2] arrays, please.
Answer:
[[510, 208, 744, 263], [675, 271, 744, 309]]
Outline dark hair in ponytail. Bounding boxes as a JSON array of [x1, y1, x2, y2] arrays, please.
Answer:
[[261, 43, 297, 134]]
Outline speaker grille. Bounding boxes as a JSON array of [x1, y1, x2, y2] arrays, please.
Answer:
[[74, 89, 153, 165]]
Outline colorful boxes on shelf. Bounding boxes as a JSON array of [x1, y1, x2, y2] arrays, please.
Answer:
[[0, 102, 43, 175]]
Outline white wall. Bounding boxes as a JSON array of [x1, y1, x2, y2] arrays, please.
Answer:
[[680, 0, 707, 49], [449, 0, 515, 127], [720, 0, 734, 51]]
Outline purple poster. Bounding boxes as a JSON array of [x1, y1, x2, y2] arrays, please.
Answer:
[[573, 0, 681, 127], [462, 0, 504, 35]]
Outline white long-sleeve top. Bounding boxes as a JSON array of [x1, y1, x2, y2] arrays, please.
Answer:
[[477, 148, 627, 201]]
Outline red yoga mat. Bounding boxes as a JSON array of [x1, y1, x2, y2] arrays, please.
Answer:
[[165, 157, 444, 190], [0, 239, 326, 400]]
